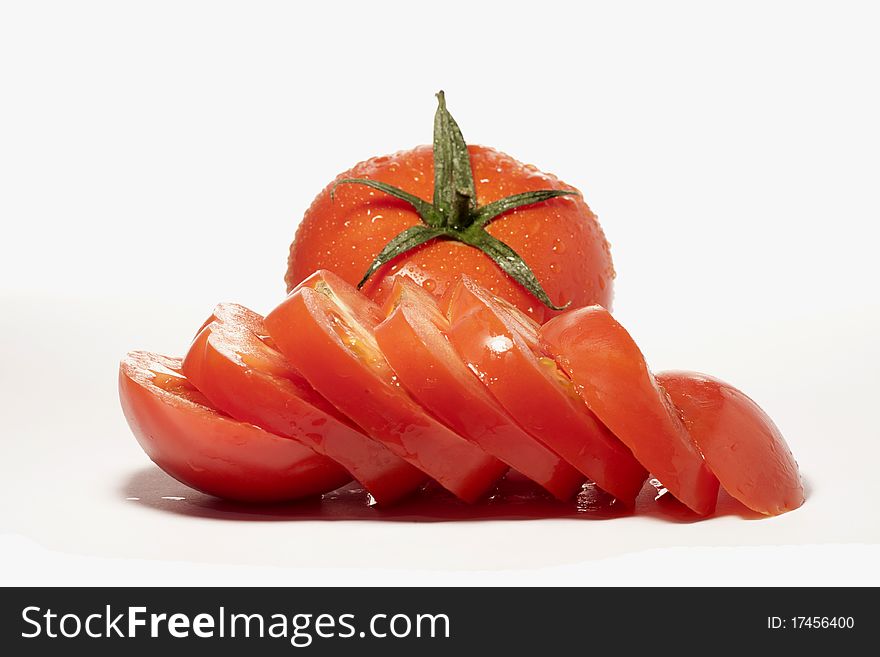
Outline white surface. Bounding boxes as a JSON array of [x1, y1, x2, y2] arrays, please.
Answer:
[[1, 0, 879, 585]]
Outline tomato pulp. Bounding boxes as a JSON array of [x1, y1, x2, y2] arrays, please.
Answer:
[[264, 270, 507, 503], [444, 277, 648, 503], [539, 306, 719, 515], [376, 278, 584, 500], [182, 303, 425, 505]]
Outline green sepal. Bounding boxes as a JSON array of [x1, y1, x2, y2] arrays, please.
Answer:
[[470, 189, 579, 230], [332, 178, 442, 227], [461, 230, 569, 311], [356, 225, 447, 289]]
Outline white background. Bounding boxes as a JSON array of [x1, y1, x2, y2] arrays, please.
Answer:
[[1, 1, 878, 585]]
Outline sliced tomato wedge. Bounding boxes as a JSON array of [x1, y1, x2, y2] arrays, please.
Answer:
[[445, 277, 648, 503], [656, 370, 805, 516], [539, 306, 720, 515], [118, 351, 350, 502], [377, 278, 583, 500], [182, 303, 425, 505], [264, 270, 506, 503]]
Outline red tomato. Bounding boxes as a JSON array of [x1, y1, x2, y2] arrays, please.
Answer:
[[445, 276, 648, 503], [539, 307, 720, 515], [182, 303, 425, 505], [657, 371, 805, 516], [376, 277, 584, 500], [286, 145, 614, 323], [118, 351, 350, 502], [264, 270, 507, 503]]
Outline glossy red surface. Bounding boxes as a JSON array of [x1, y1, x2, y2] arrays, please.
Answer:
[[118, 352, 349, 503], [264, 270, 505, 503], [182, 303, 425, 506], [286, 145, 615, 323], [376, 278, 583, 500], [445, 277, 648, 503], [539, 306, 720, 515], [657, 371, 805, 516]]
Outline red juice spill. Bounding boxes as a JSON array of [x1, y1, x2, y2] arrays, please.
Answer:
[[143, 471, 758, 522]]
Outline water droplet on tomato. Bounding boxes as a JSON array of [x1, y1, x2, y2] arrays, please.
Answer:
[[486, 335, 513, 354], [467, 362, 486, 382], [423, 278, 436, 292]]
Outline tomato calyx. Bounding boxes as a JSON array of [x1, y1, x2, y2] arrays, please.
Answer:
[[331, 91, 576, 311]]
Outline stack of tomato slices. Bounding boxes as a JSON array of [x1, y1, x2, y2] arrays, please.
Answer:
[[119, 270, 804, 517]]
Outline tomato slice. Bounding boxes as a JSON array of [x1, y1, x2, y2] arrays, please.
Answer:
[[445, 277, 648, 503], [119, 351, 351, 502], [264, 270, 506, 503], [539, 307, 720, 515], [182, 303, 425, 505], [194, 301, 265, 337], [377, 278, 583, 500], [656, 370, 805, 516]]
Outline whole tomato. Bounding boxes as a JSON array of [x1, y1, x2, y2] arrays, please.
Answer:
[[285, 93, 614, 323]]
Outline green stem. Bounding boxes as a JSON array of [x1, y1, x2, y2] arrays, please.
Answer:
[[332, 91, 574, 311]]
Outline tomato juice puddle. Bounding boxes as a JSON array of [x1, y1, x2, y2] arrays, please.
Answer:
[[142, 471, 758, 522]]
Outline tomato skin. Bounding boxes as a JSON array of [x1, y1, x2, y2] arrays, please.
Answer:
[[657, 371, 805, 516], [119, 351, 350, 503], [539, 307, 719, 515], [376, 278, 583, 500], [445, 278, 648, 503], [182, 304, 425, 506], [286, 145, 614, 323], [264, 270, 506, 503]]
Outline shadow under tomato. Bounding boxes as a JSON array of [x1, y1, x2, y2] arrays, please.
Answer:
[[120, 466, 762, 523]]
